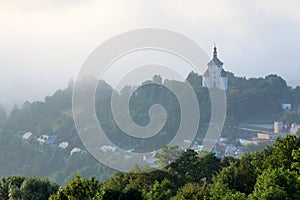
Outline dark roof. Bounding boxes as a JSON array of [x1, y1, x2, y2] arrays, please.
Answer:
[[203, 69, 210, 77], [207, 46, 223, 66], [207, 57, 223, 66], [220, 69, 227, 77], [203, 46, 227, 77]]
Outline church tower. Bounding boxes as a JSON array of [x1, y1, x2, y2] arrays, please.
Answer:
[[202, 45, 228, 90]]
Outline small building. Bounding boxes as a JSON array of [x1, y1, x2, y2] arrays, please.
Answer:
[[37, 135, 58, 145], [45, 135, 58, 145], [257, 132, 285, 140], [241, 137, 270, 146], [193, 145, 204, 153], [124, 155, 132, 159], [58, 141, 69, 149], [240, 138, 259, 146], [218, 137, 228, 143], [274, 121, 283, 133], [125, 149, 135, 153], [281, 103, 292, 110], [22, 132, 32, 140], [37, 135, 49, 144], [290, 125, 300, 134], [70, 148, 81, 155], [100, 145, 116, 152]]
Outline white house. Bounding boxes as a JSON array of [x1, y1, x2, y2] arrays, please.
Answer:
[[202, 46, 228, 90], [37, 135, 49, 144], [281, 103, 292, 110], [70, 147, 81, 155], [290, 125, 300, 134], [100, 145, 116, 152], [37, 135, 58, 145], [22, 132, 32, 140], [58, 141, 69, 149]]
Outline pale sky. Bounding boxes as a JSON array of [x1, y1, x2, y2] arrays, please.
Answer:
[[0, 0, 300, 109]]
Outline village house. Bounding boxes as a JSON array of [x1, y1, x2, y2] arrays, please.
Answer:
[[257, 121, 287, 141], [240, 121, 288, 147], [22, 132, 33, 141], [100, 145, 116, 152], [37, 135, 49, 144], [281, 103, 292, 111], [58, 141, 69, 149], [290, 124, 300, 134], [37, 135, 58, 145], [70, 147, 81, 155]]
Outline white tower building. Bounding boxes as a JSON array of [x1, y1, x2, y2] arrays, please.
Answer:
[[202, 46, 228, 90]]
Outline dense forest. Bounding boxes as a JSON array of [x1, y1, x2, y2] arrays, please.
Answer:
[[1, 134, 300, 199], [0, 71, 299, 188]]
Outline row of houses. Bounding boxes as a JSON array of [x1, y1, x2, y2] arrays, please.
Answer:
[[99, 145, 158, 167], [198, 121, 300, 158], [21, 120, 300, 165], [239, 121, 300, 146], [22, 132, 82, 156], [23, 133, 159, 167]]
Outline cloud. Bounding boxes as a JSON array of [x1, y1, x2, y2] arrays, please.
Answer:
[[1, 0, 95, 11], [0, 0, 300, 105], [251, 0, 300, 22]]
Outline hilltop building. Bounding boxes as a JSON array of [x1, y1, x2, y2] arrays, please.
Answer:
[[202, 46, 228, 90]]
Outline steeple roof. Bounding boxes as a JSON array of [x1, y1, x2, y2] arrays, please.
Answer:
[[207, 46, 223, 66]]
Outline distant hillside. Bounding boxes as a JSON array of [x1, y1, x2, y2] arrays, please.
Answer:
[[0, 72, 299, 184]]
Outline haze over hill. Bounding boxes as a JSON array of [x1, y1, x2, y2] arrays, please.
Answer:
[[0, 0, 300, 110]]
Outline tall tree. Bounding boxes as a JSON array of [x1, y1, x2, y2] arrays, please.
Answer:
[[250, 168, 300, 200]]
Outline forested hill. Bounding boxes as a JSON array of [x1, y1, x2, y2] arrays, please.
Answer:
[[2, 72, 299, 134], [0, 72, 299, 185]]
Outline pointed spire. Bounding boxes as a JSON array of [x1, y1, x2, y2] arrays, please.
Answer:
[[207, 44, 223, 66], [213, 44, 217, 58]]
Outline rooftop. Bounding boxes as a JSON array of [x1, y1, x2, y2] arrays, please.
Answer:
[[207, 46, 224, 66]]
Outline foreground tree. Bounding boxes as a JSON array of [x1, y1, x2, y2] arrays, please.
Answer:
[[292, 147, 300, 172], [19, 177, 59, 200], [0, 176, 25, 200], [212, 154, 256, 195], [0, 176, 58, 200], [155, 145, 182, 168], [49, 174, 99, 200], [174, 182, 210, 200], [145, 180, 172, 200], [249, 168, 300, 200], [209, 181, 247, 200], [265, 135, 300, 170]]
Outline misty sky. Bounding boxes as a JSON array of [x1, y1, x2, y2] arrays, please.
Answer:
[[0, 0, 300, 109]]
